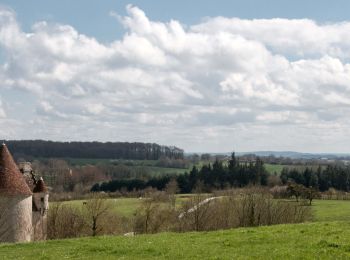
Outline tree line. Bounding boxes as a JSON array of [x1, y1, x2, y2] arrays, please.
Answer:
[[281, 165, 350, 192], [5, 140, 184, 160], [92, 153, 269, 193]]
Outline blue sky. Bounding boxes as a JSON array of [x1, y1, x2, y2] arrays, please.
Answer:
[[0, 1, 350, 153], [3, 0, 350, 42]]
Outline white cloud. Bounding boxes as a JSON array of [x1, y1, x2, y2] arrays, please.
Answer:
[[0, 99, 6, 118], [0, 5, 350, 152]]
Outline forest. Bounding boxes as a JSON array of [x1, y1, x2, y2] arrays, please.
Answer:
[[92, 152, 350, 194], [280, 165, 350, 192], [92, 153, 269, 193], [5, 140, 184, 160]]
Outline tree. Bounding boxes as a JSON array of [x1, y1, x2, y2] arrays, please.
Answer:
[[84, 195, 112, 236], [179, 193, 214, 231], [287, 183, 304, 202], [134, 198, 159, 234], [165, 178, 179, 207], [200, 153, 211, 161], [302, 187, 320, 205]]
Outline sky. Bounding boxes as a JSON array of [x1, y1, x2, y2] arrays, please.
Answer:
[[0, 1, 350, 153]]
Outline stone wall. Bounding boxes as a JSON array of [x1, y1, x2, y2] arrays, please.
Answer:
[[32, 193, 49, 241]]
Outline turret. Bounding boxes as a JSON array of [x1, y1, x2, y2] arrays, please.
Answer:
[[0, 144, 32, 243]]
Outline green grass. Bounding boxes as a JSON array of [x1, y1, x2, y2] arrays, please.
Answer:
[[55, 195, 195, 217], [264, 163, 285, 174], [57, 198, 143, 217], [312, 200, 350, 222], [57, 197, 350, 222], [264, 163, 323, 175], [4, 198, 350, 259], [2, 221, 350, 259]]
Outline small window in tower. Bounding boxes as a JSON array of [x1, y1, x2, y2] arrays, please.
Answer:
[[41, 197, 44, 202]]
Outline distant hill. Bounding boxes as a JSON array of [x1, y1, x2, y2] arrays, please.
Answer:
[[4, 140, 184, 160], [187, 151, 350, 160], [236, 151, 350, 159]]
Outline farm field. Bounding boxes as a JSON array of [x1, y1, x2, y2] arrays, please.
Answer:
[[312, 200, 350, 222], [1, 221, 350, 259], [56, 197, 350, 222], [56, 194, 195, 217], [264, 163, 323, 175], [38, 158, 189, 176], [264, 163, 285, 174]]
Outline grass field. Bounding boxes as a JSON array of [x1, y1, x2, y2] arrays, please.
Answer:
[[264, 163, 285, 174], [57, 197, 350, 223], [264, 163, 323, 175], [3, 198, 350, 259], [59, 198, 143, 217], [1, 221, 350, 259], [57, 194, 196, 217], [312, 200, 350, 222]]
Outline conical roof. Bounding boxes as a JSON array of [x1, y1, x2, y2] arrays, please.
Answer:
[[0, 144, 32, 196]]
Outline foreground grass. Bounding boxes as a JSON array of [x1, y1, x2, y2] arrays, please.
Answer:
[[1, 221, 350, 259]]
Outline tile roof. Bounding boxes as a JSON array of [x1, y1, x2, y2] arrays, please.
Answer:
[[0, 144, 32, 196], [33, 178, 48, 193]]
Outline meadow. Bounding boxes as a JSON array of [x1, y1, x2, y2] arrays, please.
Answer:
[[2, 196, 350, 259], [56, 196, 350, 222], [56, 194, 194, 217], [1, 221, 350, 259]]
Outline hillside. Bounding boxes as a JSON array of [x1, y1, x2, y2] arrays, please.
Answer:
[[1, 221, 350, 259], [237, 151, 350, 159]]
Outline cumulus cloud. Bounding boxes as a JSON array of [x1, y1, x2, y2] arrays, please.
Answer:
[[0, 5, 350, 152]]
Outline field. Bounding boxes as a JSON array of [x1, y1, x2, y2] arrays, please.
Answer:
[[1, 221, 350, 259], [264, 163, 285, 174], [312, 200, 350, 222], [264, 163, 323, 175], [2, 198, 350, 259], [57, 197, 350, 223], [57, 194, 195, 217]]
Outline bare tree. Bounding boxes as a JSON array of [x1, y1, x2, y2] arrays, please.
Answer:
[[179, 194, 214, 232], [84, 195, 112, 236], [165, 179, 178, 207], [47, 203, 86, 239], [134, 198, 159, 234]]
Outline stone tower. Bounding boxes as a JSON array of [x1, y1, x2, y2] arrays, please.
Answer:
[[0, 144, 33, 243]]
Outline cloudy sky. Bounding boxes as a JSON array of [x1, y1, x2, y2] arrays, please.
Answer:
[[0, 0, 350, 153]]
